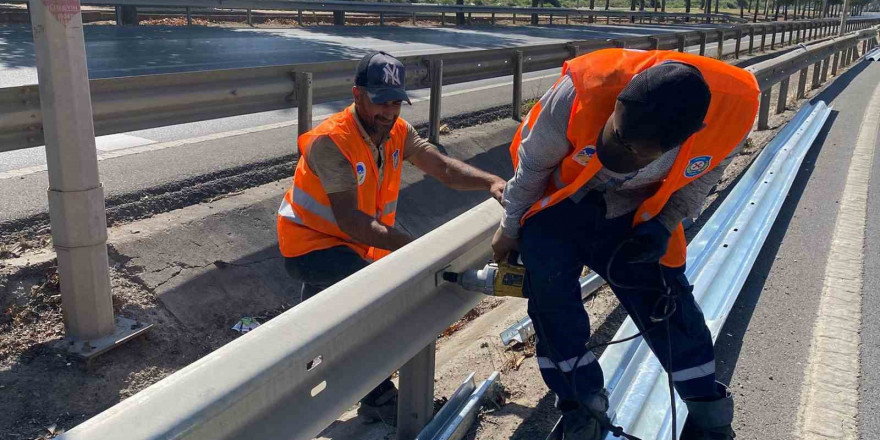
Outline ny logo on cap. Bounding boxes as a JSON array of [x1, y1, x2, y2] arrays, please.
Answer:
[[383, 64, 401, 86]]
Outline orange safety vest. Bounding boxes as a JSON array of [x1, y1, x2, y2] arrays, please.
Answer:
[[277, 104, 408, 261], [510, 49, 759, 268]]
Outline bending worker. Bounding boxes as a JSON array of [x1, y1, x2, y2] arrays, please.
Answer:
[[491, 49, 758, 440], [277, 51, 506, 425]]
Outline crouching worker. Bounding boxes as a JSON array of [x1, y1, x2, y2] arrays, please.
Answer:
[[277, 51, 507, 426], [491, 49, 759, 439]]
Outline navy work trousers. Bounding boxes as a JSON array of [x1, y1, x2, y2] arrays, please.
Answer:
[[519, 192, 720, 408]]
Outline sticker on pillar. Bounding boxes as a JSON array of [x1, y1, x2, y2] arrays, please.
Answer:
[[685, 155, 712, 178], [356, 162, 367, 185], [572, 146, 596, 165], [41, 0, 81, 26]]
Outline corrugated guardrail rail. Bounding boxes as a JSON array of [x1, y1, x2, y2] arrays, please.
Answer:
[[1, 17, 877, 151], [55, 26, 878, 440]]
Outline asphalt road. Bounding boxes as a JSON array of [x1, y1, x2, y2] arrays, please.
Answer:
[[715, 59, 880, 439], [860, 62, 880, 440], [0, 21, 724, 87]]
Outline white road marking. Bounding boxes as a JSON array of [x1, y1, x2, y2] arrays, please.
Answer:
[[795, 76, 880, 439], [0, 73, 558, 180]]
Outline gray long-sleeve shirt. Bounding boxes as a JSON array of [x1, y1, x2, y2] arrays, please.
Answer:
[[501, 74, 737, 238]]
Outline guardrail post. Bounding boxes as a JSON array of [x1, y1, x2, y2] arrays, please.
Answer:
[[30, 0, 120, 346], [821, 55, 830, 82], [186, 7, 192, 26], [333, 11, 345, 26], [758, 89, 771, 129], [788, 23, 794, 45], [295, 72, 313, 135], [811, 61, 822, 89], [549, 14, 553, 25], [513, 51, 523, 122], [297, 9, 303, 26], [247, 9, 252, 26], [491, 12, 495, 25], [115, 6, 122, 26], [735, 29, 742, 58], [677, 34, 686, 52], [863, 40, 868, 55], [429, 59, 443, 144], [831, 50, 840, 75], [749, 27, 755, 53], [397, 342, 436, 440], [761, 26, 767, 51], [699, 31, 707, 55], [441, 12, 446, 26], [512, 12, 516, 23], [531, 11, 539, 25], [380, 13, 385, 26], [776, 78, 789, 114], [413, 12, 417, 25], [716, 30, 724, 58], [770, 24, 776, 49], [797, 67, 809, 99]]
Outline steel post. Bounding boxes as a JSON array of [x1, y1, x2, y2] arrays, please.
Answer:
[[380, 12, 385, 25], [396, 342, 436, 440], [811, 61, 822, 89], [761, 26, 767, 51], [115, 5, 122, 25], [29, 0, 115, 341], [678, 34, 686, 52], [735, 29, 742, 58], [771, 24, 777, 49], [429, 59, 443, 144], [758, 88, 771, 129], [788, 23, 794, 44], [749, 27, 755, 53], [512, 51, 523, 122], [186, 7, 192, 25], [699, 31, 707, 55], [297, 9, 302, 25], [797, 67, 808, 98], [247, 9, 252, 26], [413, 12, 416, 25], [776, 78, 789, 114], [295, 72, 313, 135], [717, 30, 724, 58], [831, 50, 839, 75], [821, 55, 830, 82]]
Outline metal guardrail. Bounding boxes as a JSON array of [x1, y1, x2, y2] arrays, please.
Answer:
[[2, 17, 877, 152], [56, 26, 877, 440], [7, 0, 741, 23], [598, 101, 832, 440]]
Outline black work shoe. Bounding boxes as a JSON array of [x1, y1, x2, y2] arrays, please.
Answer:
[[682, 382, 736, 440], [357, 380, 398, 426], [560, 391, 609, 440]]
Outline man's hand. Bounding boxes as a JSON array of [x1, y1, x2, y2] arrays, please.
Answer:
[[624, 219, 671, 264], [491, 226, 519, 263], [489, 177, 506, 204]]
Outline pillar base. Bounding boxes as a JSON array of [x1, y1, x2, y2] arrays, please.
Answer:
[[55, 316, 153, 361]]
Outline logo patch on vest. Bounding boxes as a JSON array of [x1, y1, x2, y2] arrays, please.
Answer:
[[685, 156, 712, 178], [392, 149, 400, 169], [572, 146, 596, 166], [356, 162, 367, 185]]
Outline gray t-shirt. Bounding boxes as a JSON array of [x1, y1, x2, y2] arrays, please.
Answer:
[[501, 74, 737, 238]]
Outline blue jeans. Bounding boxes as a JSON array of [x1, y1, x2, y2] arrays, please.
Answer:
[[519, 192, 719, 408]]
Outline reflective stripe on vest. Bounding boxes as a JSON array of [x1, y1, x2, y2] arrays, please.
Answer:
[[509, 49, 760, 268], [278, 190, 338, 227]]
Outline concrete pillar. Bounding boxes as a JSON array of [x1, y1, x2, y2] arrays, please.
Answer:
[[28, 0, 115, 341]]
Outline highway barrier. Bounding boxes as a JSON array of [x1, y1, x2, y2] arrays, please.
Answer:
[[1, 17, 877, 152]]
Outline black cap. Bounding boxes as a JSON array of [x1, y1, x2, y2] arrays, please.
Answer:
[[616, 61, 712, 149], [355, 51, 411, 104]]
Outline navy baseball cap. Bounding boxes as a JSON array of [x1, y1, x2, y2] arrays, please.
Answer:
[[355, 51, 412, 105]]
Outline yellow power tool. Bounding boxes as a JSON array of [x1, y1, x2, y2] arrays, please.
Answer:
[[443, 252, 527, 298]]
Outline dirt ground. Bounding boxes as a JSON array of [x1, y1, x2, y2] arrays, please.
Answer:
[[0, 41, 868, 440]]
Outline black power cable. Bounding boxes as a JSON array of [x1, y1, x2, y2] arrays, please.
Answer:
[[529, 239, 681, 440]]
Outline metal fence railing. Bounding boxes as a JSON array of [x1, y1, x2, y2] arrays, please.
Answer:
[[2, 17, 878, 152], [54, 26, 878, 440]]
